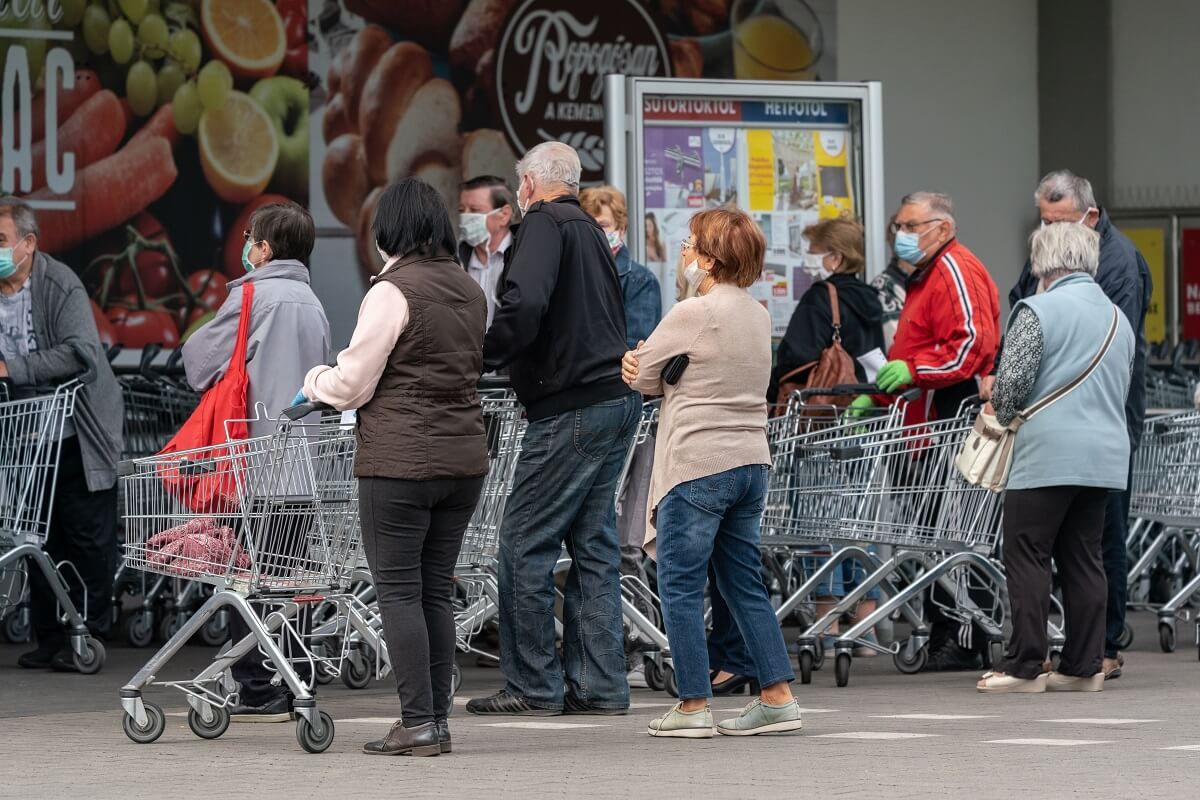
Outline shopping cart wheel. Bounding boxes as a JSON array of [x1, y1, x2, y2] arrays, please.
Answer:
[[2, 610, 30, 644], [341, 650, 372, 690], [892, 641, 927, 675], [159, 615, 181, 644], [123, 701, 166, 744], [74, 638, 106, 675], [1159, 622, 1177, 653], [125, 610, 154, 648], [663, 664, 679, 698], [198, 613, 229, 648], [643, 657, 665, 691], [296, 711, 335, 754], [187, 705, 231, 739], [798, 651, 814, 685], [1116, 621, 1134, 651], [834, 653, 851, 688]]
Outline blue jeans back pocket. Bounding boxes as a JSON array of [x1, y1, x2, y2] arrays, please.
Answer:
[[686, 469, 737, 514]]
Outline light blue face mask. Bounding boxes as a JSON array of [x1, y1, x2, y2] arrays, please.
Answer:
[[242, 239, 258, 272], [0, 246, 23, 279], [893, 230, 925, 264]]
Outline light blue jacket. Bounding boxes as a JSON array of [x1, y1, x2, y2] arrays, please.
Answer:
[[1007, 273, 1134, 491]]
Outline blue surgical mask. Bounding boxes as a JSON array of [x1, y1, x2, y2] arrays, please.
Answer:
[[893, 231, 925, 264], [242, 240, 258, 272], [0, 247, 16, 279]]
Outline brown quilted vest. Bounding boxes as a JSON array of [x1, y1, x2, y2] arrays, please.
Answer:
[[354, 253, 489, 480]]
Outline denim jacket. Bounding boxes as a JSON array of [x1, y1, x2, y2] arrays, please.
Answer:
[[616, 246, 662, 350]]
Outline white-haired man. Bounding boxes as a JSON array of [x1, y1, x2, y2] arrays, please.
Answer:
[[468, 142, 639, 716], [1001, 170, 1150, 681]]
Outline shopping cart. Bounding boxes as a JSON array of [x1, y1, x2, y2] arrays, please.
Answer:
[[118, 402, 361, 753], [0, 380, 106, 672], [762, 386, 1008, 687]]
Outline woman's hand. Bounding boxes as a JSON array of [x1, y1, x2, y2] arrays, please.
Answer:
[[622, 341, 644, 385]]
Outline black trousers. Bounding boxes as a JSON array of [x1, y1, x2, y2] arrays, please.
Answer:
[[30, 436, 118, 646], [360, 475, 484, 727], [1001, 485, 1107, 679]]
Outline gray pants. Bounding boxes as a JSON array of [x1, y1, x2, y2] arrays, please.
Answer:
[[616, 435, 655, 579]]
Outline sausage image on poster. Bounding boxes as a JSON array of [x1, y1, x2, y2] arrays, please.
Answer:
[[1, 0, 310, 350]]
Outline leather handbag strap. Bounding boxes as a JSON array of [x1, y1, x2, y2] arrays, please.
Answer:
[[1022, 306, 1120, 421], [825, 281, 842, 342]]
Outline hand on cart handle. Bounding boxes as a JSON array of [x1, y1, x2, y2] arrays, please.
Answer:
[[283, 398, 336, 420], [478, 374, 512, 391]]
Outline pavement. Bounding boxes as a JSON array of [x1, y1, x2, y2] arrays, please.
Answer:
[[1, 610, 1198, 800]]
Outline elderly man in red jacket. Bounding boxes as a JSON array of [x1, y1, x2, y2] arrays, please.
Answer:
[[857, 191, 1000, 425], [854, 191, 1001, 672]]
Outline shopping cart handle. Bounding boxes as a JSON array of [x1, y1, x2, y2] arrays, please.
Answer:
[[478, 374, 511, 391], [177, 458, 215, 476], [796, 384, 921, 402], [283, 400, 335, 420]]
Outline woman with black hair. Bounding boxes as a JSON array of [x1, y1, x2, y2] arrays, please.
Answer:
[[299, 178, 488, 756]]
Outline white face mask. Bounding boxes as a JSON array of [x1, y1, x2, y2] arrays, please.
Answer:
[[459, 208, 501, 248], [804, 251, 834, 281], [683, 259, 706, 289], [517, 176, 532, 216]]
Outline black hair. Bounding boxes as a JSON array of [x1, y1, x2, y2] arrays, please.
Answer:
[[373, 178, 457, 259], [248, 201, 315, 265], [461, 174, 516, 214]]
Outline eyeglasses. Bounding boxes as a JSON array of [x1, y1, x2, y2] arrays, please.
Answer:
[[243, 230, 255, 243], [680, 238, 695, 253], [889, 218, 944, 235]]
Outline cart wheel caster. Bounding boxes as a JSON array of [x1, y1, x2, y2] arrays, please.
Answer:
[[341, 647, 372, 690], [123, 701, 166, 744], [812, 642, 825, 671], [799, 651, 814, 685], [643, 657, 665, 692], [315, 661, 336, 685], [158, 615, 180, 643], [74, 638, 105, 675], [451, 660, 462, 697], [199, 613, 229, 648], [835, 653, 851, 687], [1159, 622, 1177, 653], [296, 711, 335, 754], [126, 610, 154, 648], [2, 610, 30, 644], [1116, 621, 1134, 651], [663, 664, 679, 698], [1049, 650, 1062, 671], [892, 641, 927, 675], [188, 705, 230, 739]]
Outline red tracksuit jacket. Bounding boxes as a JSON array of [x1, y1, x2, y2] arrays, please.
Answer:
[[886, 239, 1000, 423]]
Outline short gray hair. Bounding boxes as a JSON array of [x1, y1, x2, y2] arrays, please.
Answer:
[[1034, 169, 1096, 213], [0, 195, 38, 238], [1030, 221, 1099, 283], [900, 191, 956, 228], [515, 141, 581, 194]]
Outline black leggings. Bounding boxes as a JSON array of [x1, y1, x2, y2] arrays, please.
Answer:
[[359, 475, 484, 726]]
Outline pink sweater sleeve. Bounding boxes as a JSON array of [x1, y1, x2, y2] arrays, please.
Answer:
[[303, 282, 408, 411]]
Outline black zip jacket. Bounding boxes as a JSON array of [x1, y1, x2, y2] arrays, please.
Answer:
[[483, 195, 631, 419], [769, 273, 885, 401]]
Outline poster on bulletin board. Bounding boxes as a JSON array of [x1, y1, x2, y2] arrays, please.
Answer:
[[1124, 227, 1167, 343]]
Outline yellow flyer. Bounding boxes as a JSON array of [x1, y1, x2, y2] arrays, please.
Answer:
[[1124, 228, 1166, 343], [746, 129, 775, 212]]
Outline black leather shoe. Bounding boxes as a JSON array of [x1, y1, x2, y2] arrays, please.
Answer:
[[363, 721, 441, 756], [922, 642, 983, 672], [710, 674, 760, 696], [466, 690, 561, 716], [230, 695, 293, 722], [49, 648, 81, 673], [435, 718, 451, 753], [18, 643, 58, 669], [563, 695, 628, 715]]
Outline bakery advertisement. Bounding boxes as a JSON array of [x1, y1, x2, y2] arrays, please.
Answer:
[[1, 0, 310, 350]]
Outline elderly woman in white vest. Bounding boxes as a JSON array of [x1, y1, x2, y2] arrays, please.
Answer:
[[977, 222, 1134, 694]]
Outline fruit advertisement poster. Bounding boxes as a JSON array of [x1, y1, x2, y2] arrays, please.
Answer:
[[1, 0, 309, 351]]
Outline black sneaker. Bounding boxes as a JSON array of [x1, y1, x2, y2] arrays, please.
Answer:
[[230, 695, 293, 723], [465, 690, 561, 716], [17, 642, 58, 669], [922, 642, 983, 672], [563, 695, 628, 716]]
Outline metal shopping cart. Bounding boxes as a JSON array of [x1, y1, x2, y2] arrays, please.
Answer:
[[0, 380, 106, 672], [762, 386, 1008, 687], [117, 403, 360, 752]]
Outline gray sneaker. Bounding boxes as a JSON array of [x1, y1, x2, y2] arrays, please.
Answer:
[[717, 698, 803, 736], [647, 703, 714, 739]]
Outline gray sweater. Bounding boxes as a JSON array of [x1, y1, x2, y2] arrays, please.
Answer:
[[6, 251, 123, 492], [182, 260, 331, 439]]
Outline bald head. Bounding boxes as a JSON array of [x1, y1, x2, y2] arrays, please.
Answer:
[[515, 141, 582, 209]]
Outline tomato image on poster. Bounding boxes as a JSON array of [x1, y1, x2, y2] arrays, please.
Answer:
[[0, 0, 310, 349]]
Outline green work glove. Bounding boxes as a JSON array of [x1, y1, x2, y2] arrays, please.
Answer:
[[876, 360, 914, 393], [846, 394, 875, 418]]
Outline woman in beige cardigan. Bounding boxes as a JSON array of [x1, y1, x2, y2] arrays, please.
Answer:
[[623, 207, 801, 739]]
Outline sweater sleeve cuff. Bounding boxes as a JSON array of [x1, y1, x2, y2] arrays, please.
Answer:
[[6, 354, 30, 385], [303, 364, 332, 402]]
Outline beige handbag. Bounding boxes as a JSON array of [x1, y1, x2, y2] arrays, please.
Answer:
[[956, 307, 1120, 492]]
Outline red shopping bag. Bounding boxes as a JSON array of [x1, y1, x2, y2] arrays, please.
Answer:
[[157, 282, 255, 513]]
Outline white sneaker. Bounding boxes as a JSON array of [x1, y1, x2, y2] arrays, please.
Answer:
[[1046, 671, 1104, 692], [627, 664, 648, 689]]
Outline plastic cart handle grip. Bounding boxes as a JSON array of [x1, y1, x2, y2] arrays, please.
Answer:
[[283, 400, 335, 420]]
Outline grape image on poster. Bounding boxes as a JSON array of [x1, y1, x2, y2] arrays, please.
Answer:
[[772, 130, 818, 211], [647, 128, 705, 209], [703, 128, 738, 207]]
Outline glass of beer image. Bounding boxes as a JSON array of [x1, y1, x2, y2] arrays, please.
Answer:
[[732, 0, 824, 81]]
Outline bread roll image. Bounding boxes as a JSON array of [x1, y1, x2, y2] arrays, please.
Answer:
[[326, 44, 349, 97], [461, 129, 518, 184], [359, 42, 434, 185], [341, 24, 393, 127], [385, 79, 463, 183], [323, 133, 370, 227], [413, 151, 464, 230], [322, 93, 354, 144], [450, 0, 517, 75]]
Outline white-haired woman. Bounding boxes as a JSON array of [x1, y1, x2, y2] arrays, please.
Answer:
[[977, 222, 1134, 694]]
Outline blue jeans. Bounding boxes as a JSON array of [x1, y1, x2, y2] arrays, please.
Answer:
[[707, 570, 757, 677], [1103, 458, 1134, 658], [657, 464, 795, 700], [498, 394, 640, 709]]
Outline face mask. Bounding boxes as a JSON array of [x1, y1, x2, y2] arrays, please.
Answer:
[[517, 177, 532, 216], [1040, 210, 1090, 229], [0, 247, 17, 279], [683, 259, 706, 289], [606, 230, 623, 254], [242, 239, 262, 272], [893, 230, 926, 265], [804, 252, 834, 281], [459, 210, 500, 248]]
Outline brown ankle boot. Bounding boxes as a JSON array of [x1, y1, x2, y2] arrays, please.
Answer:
[[362, 721, 440, 756]]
